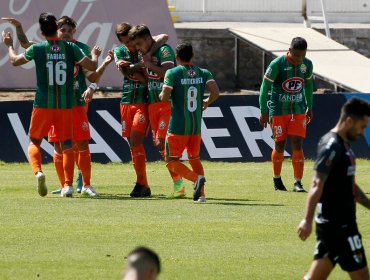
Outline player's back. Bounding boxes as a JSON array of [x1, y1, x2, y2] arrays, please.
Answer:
[[25, 39, 84, 109], [166, 64, 213, 135]]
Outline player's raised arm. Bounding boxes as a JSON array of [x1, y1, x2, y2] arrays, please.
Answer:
[[1, 17, 34, 49], [2, 31, 28, 66], [78, 45, 100, 71]]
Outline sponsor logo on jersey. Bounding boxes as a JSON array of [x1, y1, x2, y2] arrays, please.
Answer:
[[187, 68, 196, 78], [284, 67, 293, 71], [300, 64, 307, 74], [50, 44, 61, 53], [148, 81, 163, 89], [278, 92, 303, 103], [282, 77, 304, 93], [146, 68, 160, 79], [159, 120, 166, 130], [82, 121, 89, 131]]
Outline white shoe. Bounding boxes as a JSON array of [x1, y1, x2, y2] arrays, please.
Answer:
[[36, 172, 47, 197], [81, 186, 98, 197], [194, 196, 206, 203], [61, 186, 73, 197]]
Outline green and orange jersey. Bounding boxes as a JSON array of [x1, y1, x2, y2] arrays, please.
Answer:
[[163, 63, 214, 135], [24, 38, 85, 109], [259, 53, 313, 116], [113, 45, 147, 104], [146, 44, 176, 103], [72, 40, 91, 107]]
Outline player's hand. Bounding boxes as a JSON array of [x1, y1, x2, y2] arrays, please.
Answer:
[[1, 30, 13, 47], [306, 109, 313, 124], [91, 46, 102, 58], [116, 60, 130, 70], [259, 113, 269, 128], [142, 54, 152, 67], [82, 87, 94, 103], [297, 219, 312, 241], [1, 17, 22, 28], [104, 50, 114, 64], [202, 99, 209, 111]]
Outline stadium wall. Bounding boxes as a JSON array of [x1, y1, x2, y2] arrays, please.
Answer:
[[176, 26, 370, 91], [0, 94, 369, 164]]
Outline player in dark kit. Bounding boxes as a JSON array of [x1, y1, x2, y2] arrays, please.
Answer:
[[297, 97, 370, 280]]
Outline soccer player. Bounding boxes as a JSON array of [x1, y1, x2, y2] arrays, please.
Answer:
[[2, 16, 113, 196], [159, 42, 220, 202], [297, 97, 370, 279], [122, 247, 161, 280], [129, 24, 184, 198], [259, 37, 314, 192], [114, 22, 168, 198], [2, 12, 98, 197]]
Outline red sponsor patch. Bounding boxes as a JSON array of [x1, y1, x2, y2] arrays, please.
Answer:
[[282, 77, 304, 93]]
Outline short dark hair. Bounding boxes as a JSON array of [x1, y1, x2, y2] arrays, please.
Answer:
[[39, 12, 57, 37], [128, 24, 151, 40], [290, 37, 307, 51], [176, 42, 193, 62], [340, 97, 370, 121], [115, 22, 132, 41], [57, 16, 77, 30], [127, 246, 161, 274]]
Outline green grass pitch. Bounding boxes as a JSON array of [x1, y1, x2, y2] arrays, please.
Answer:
[[0, 160, 369, 279]]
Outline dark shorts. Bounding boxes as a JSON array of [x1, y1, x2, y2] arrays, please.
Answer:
[[315, 223, 367, 272]]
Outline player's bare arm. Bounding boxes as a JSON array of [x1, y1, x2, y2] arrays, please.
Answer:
[[159, 86, 172, 102], [354, 184, 370, 209], [2, 31, 28, 66], [79, 46, 101, 71], [1, 17, 33, 49], [203, 80, 220, 111], [297, 171, 327, 241], [142, 55, 173, 78], [85, 50, 114, 83]]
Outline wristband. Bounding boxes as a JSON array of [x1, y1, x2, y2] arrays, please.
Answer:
[[89, 83, 97, 90]]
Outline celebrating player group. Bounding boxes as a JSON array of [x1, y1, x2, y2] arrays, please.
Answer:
[[1, 12, 219, 202]]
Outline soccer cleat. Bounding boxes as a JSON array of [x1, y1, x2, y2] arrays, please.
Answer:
[[76, 171, 83, 193], [194, 196, 206, 203], [61, 186, 73, 198], [36, 172, 47, 197], [293, 181, 306, 192], [193, 175, 206, 202], [51, 188, 62, 195], [81, 186, 98, 197], [130, 183, 151, 198], [273, 177, 287, 191]]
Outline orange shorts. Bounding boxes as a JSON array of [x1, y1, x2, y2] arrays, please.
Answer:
[[270, 114, 307, 142], [120, 103, 149, 138], [148, 102, 171, 142], [48, 105, 90, 142], [165, 133, 201, 158], [30, 108, 73, 141]]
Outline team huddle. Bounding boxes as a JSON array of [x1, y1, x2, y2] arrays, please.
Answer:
[[2, 12, 370, 280], [1, 12, 220, 202]]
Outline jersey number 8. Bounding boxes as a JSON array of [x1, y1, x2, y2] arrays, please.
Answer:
[[187, 86, 198, 112]]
